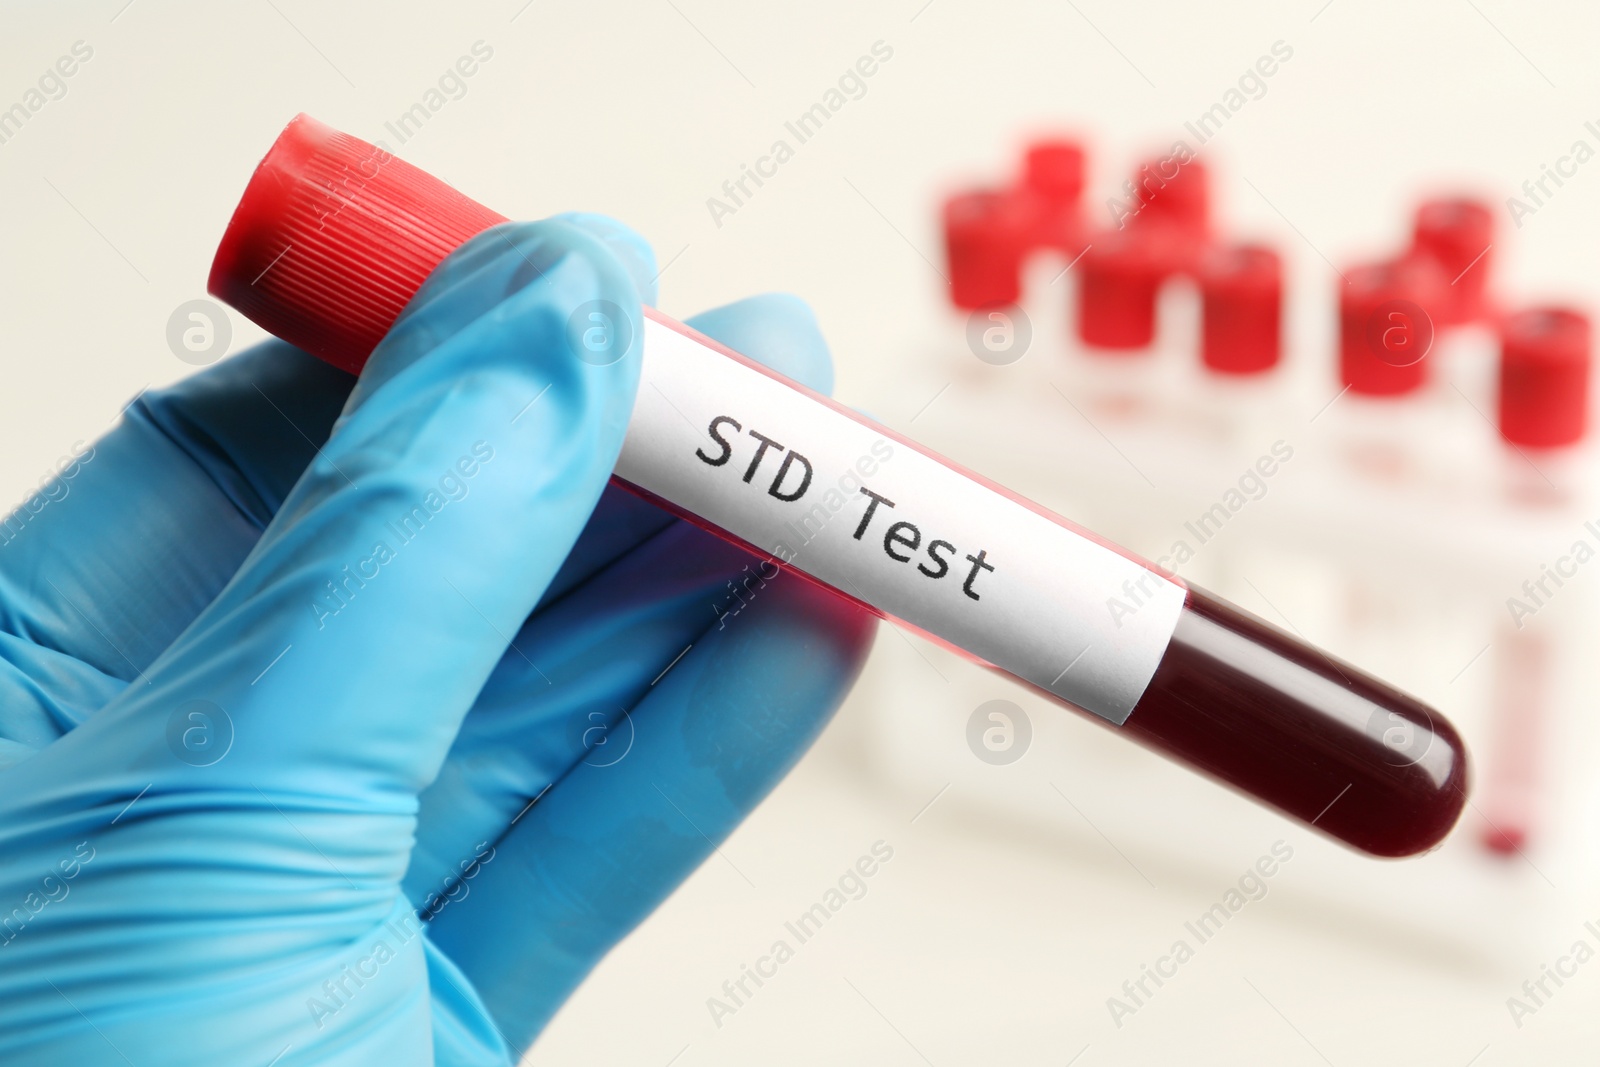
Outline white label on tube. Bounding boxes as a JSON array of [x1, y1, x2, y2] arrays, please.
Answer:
[[614, 317, 1186, 725]]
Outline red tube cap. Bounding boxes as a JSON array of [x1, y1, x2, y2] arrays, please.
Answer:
[[1077, 230, 1166, 350], [1121, 154, 1210, 276], [1199, 243, 1282, 375], [943, 188, 1029, 310], [1499, 306, 1591, 448], [1410, 197, 1494, 326], [208, 114, 508, 375], [1015, 138, 1088, 256], [1129, 154, 1208, 235], [1022, 138, 1085, 206], [1338, 258, 1444, 396]]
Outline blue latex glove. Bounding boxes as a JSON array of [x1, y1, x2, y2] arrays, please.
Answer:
[[0, 215, 875, 1065]]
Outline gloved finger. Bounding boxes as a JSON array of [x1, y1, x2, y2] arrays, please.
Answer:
[[58, 217, 647, 819], [675, 293, 836, 392], [402, 520, 752, 919], [0, 212, 657, 696], [399, 294, 836, 910], [425, 568, 875, 1052], [0, 635, 127, 769], [0, 342, 351, 681], [342, 211, 657, 413]]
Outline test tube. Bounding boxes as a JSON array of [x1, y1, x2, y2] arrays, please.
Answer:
[[207, 115, 1467, 857], [1200, 243, 1282, 377], [1178, 243, 1283, 448], [1479, 306, 1592, 854], [1409, 197, 1494, 326], [1015, 137, 1088, 257], [1497, 305, 1591, 504], [1077, 230, 1167, 350], [1332, 258, 1447, 484], [943, 189, 1029, 310]]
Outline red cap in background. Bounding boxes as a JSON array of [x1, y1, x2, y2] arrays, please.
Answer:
[[1499, 306, 1591, 449], [1077, 229, 1166, 350], [1014, 137, 1088, 256], [1409, 197, 1495, 326], [1022, 138, 1085, 205], [1200, 243, 1282, 376], [1125, 155, 1210, 275], [1338, 258, 1446, 396], [943, 189, 1031, 310], [1129, 154, 1208, 232]]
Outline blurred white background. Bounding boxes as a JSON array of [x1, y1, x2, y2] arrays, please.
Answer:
[[4, 1, 1600, 1063]]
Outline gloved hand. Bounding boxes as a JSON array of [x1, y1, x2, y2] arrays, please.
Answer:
[[0, 215, 875, 1065]]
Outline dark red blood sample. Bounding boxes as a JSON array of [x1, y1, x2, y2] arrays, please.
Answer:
[[1410, 197, 1494, 325], [1498, 306, 1591, 448], [943, 189, 1029, 310], [1200, 244, 1282, 375], [1077, 230, 1166, 349], [1338, 259, 1444, 396], [1125, 589, 1467, 857]]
